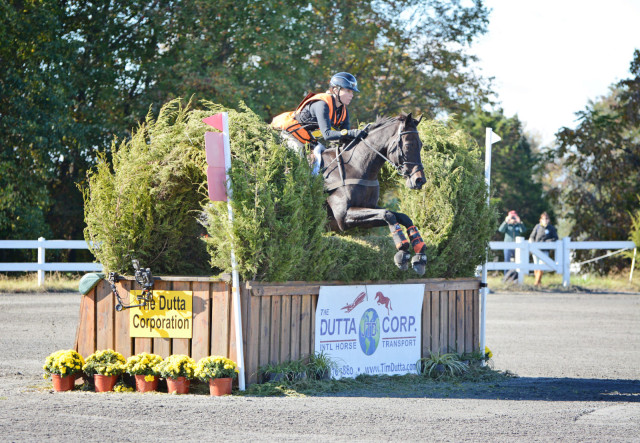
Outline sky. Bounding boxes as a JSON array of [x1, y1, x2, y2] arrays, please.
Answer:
[[472, 0, 640, 146]]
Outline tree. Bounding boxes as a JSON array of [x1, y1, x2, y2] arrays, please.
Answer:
[[2, 0, 492, 245], [153, 0, 492, 122], [458, 108, 550, 233], [1, 0, 173, 244], [550, 50, 640, 272]]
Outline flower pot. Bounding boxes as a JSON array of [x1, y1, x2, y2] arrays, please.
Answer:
[[94, 374, 118, 392], [166, 376, 190, 394], [52, 374, 76, 392], [135, 374, 159, 393], [209, 377, 232, 396]]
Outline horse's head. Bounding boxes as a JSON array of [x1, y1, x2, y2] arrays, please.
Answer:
[[389, 113, 425, 190]]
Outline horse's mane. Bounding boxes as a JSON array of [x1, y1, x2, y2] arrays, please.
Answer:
[[367, 114, 410, 132]]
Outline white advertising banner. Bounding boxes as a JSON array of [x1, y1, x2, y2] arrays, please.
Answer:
[[315, 284, 424, 379]]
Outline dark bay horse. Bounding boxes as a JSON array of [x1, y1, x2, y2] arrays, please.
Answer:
[[321, 113, 428, 274]]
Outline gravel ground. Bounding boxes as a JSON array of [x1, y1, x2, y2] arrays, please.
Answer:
[[0, 291, 638, 442]]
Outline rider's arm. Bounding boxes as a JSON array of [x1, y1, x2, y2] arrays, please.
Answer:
[[309, 101, 347, 141]]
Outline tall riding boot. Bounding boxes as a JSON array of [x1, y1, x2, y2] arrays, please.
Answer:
[[534, 270, 542, 287]]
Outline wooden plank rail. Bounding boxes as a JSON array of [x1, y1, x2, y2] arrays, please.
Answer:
[[75, 277, 480, 385]]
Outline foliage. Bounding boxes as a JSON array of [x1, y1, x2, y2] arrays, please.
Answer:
[[627, 201, 640, 266], [195, 356, 239, 381], [82, 349, 126, 376], [1, 0, 491, 244], [158, 0, 492, 123], [258, 359, 308, 383], [0, 1, 174, 243], [458, 108, 551, 232], [201, 102, 331, 281], [156, 354, 196, 380], [396, 118, 497, 278], [416, 352, 469, 378], [82, 98, 211, 274], [306, 352, 338, 380], [43, 350, 85, 378], [549, 51, 640, 272], [113, 381, 135, 393], [124, 353, 164, 376]]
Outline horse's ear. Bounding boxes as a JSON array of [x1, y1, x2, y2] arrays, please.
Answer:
[[415, 115, 423, 126], [404, 113, 412, 128]]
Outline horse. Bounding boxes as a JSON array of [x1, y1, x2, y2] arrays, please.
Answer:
[[321, 113, 428, 274]]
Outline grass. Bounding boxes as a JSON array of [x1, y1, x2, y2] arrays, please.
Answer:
[[0, 273, 82, 293], [242, 365, 515, 398], [488, 270, 640, 293]]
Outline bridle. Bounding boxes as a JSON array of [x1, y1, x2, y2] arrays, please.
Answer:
[[361, 125, 424, 179]]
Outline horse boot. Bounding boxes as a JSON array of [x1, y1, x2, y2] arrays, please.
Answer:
[[407, 226, 427, 275], [390, 223, 411, 271]]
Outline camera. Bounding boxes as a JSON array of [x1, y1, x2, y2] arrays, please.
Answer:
[[132, 258, 153, 289]]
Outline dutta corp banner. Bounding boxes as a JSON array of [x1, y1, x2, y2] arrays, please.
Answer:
[[315, 284, 424, 378], [129, 290, 193, 338]]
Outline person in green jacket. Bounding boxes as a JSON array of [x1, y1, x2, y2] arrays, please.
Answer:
[[498, 210, 526, 268]]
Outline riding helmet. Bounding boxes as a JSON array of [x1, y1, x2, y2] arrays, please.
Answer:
[[330, 72, 360, 92]]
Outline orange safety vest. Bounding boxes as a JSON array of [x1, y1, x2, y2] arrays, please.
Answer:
[[271, 93, 347, 144]]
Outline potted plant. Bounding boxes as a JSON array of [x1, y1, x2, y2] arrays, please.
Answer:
[[157, 354, 196, 394], [43, 350, 85, 392], [195, 356, 238, 396], [82, 349, 126, 392], [124, 352, 164, 392]]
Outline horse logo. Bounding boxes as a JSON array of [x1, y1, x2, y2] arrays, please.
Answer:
[[341, 291, 367, 313], [375, 291, 392, 316]]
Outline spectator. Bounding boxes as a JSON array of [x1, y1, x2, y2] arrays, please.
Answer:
[[498, 210, 526, 270], [529, 212, 559, 287]]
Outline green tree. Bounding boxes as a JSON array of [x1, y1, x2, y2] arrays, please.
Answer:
[[2, 0, 492, 246], [551, 50, 640, 272], [154, 0, 492, 122], [459, 108, 550, 233]]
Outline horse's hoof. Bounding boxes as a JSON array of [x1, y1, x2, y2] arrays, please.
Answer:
[[411, 254, 427, 275], [394, 251, 411, 271]]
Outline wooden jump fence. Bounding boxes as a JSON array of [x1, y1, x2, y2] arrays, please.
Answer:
[[75, 277, 480, 385]]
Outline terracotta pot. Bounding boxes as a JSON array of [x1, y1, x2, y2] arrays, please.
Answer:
[[52, 374, 76, 392], [135, 374, 159, 393], [209, 377, 233, 396], [94, 374, 118, 392], [166, 376, 190, 394]]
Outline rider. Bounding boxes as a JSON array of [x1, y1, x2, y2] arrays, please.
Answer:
[[271, 72, 366, 174]]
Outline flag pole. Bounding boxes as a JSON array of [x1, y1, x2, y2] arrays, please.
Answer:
[[203, 112, 246, 390], [481, 128, 500, 365]]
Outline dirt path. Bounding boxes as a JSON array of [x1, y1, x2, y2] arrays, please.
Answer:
[[1, 291, 638, 442]]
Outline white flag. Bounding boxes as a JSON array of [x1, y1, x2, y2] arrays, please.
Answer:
[[490, 130, 501, 144]]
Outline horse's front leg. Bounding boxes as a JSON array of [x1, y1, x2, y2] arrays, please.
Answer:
[[343, 207, 426, 274], [388, 211, 427, 275]]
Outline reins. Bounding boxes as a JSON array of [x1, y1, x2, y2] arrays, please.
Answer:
[[322, 119, 423, 191]]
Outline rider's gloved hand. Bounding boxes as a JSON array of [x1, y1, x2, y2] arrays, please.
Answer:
[[347, 129, 367, 139]]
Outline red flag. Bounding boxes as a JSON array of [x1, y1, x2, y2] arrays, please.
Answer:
[[202, 113, 224, 131]]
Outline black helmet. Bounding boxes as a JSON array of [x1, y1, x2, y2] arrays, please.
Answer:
[[330, 72, 359, 92]]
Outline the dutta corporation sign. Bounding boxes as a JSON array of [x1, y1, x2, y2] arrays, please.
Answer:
[[315, 284, 424, 379]]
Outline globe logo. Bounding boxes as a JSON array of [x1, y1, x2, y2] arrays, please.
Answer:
[[359, 308, 380, 355]]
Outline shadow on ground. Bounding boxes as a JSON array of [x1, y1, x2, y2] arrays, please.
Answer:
[[312, 377, 640, 401]]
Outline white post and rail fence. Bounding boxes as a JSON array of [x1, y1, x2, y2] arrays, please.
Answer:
[[1, 237, 636, 287], [0, 238, 102, 286], [485, 237, 637, 285]]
